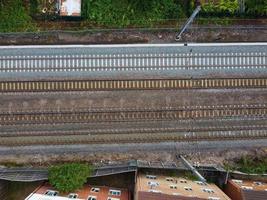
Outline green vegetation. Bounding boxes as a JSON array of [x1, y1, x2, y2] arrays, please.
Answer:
[[29, 0, 39, 17], [82, 0, 185, 27], [48, 163, 93, 193], [0, 161, 25, 168], [184, 171, 199, 181], [201, 0, 267, 17], [0, 0, 266, 32], [201, 0, 240, 16], [245, 0, 267, 16], [224, 155, 267, 174], [0, 0, 36, 32]]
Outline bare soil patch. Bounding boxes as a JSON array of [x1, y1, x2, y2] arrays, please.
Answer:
[[0, 27, 266, 45], [0, 147, 266, 169]]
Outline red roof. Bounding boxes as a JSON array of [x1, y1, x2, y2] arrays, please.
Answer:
[[241, 190, 267, 200], [138, 191, 206, 200]]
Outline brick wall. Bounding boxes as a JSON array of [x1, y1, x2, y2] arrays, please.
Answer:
[[224, 180, 242, 200]]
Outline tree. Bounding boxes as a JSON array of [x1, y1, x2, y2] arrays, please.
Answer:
[[48, 163, 93, 193]]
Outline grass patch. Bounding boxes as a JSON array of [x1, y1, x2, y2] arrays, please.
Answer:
[[183, 171, 199, 181], [0, 0, 36, 32], [224, 155, 267, 174], [0, 162, 25, 168], [82, 0, 186, 28]]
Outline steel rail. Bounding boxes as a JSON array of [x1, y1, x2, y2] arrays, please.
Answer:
[[0, 104, 266, 114], [0, 130, 266, 147], [0, 78, 267, 92], [0, 64, 266, 71], [0, 107, 266, 125], [0, 54, 265, 61], [0, 52, 266, 72], [1, 124, 267, 137]]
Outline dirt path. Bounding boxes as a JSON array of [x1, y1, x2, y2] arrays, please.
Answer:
[[0, 147, 266, 169], [0, 27, 266, 45]]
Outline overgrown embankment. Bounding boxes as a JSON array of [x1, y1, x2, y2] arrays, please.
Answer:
[[0, 0, 266, 33]]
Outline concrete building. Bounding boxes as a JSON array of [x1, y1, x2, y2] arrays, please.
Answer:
[[25, 182, 130, 200], [135, 173, 231, 200], [225, 179, 267, 200]]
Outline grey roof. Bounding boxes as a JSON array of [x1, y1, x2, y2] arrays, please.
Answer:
[[0, 160, 185, 182], [0, 168, 48, 182]]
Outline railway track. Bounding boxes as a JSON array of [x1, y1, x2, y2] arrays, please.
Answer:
[[0, 44, 266, 148], [0, 130, 266, 147], [0, 47, 266, 73], [1, 123, 267, 137], [0, 78, 267, 92], [0, 106, 266, 125]]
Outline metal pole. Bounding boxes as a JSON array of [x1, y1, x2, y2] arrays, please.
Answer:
[[178, 155, 207, 183], [175, 6, 201, 41]]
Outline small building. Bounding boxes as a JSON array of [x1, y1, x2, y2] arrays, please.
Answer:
[[225, 179, 267, 200], [25, 182, 130, 200], [58, 0, 81, 17], [135, 173, 231, 200]]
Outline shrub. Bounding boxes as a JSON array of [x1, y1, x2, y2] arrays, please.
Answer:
[[237, 156, 267, 174], [48, 163, 93, 193], [0, 0, 36, 32], [224, 156, 267, 174], [82, 0, 185, 27], [202, 0, 239, 16], [245, 0, 267, 16], [201, 0, 266, 17]]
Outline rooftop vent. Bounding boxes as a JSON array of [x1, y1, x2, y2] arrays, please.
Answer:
[[166, 177, 174, 182], [68, 193, 78, 199], [146, 175, 157, 179], [232, 179, 243, 184], [195, 181, 207, 186], [91, 187, 100, 192], [109, 189, 121, 196], [241, 186, 253, 190], [88, 196, 97, 200], [253, 181, 263, 186], [149, 189, 161, 193], [107, 197, 120, 200], [170, 185, 177, 189], [44, 190, 58, 196], [208, 197, 220, 200], [180, 180, 187, 184], [202, 188, 214, 194], [184, 187, 193, 191]]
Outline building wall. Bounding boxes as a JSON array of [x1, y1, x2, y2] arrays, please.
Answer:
[[224, 180, 242, 200], [88, 172, 135, 200]]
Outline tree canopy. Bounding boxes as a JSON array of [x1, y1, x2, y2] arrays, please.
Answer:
[[48, 163, 93, 193]]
